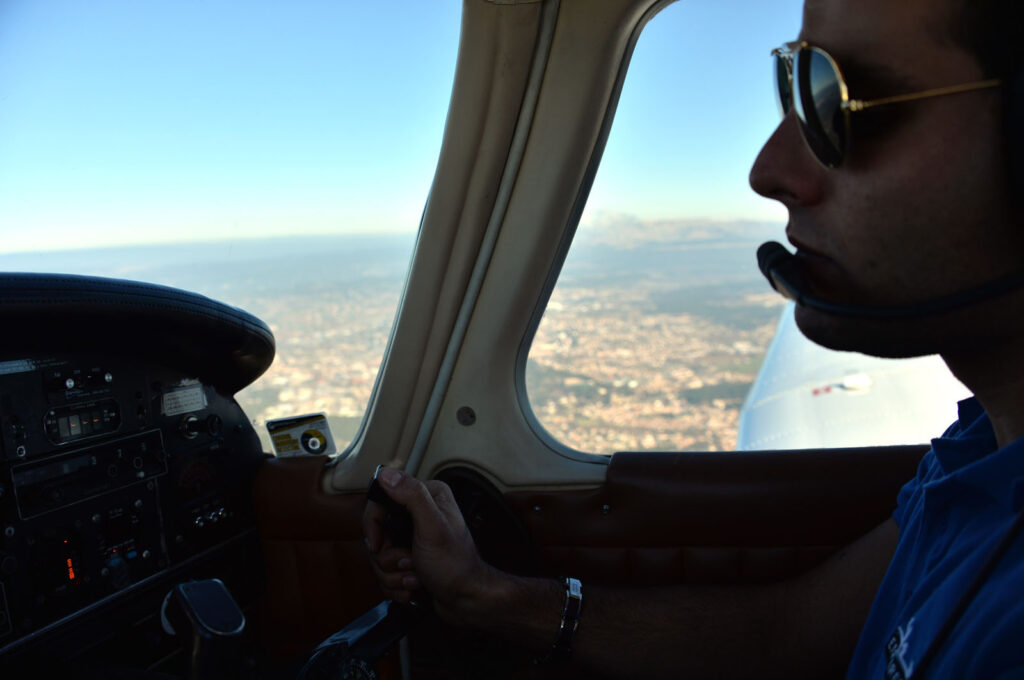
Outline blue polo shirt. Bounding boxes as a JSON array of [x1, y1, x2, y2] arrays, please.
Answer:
[[846, 398, 1024, 679]]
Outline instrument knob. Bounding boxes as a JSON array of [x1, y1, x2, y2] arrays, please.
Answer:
[[104, 555, 131, 589], [179, 415, 201, 440]]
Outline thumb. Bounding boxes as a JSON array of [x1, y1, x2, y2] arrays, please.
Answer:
[[376, 467, 449, 540]]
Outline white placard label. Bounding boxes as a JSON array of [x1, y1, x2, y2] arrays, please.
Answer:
[[161, 385, 207, 416]]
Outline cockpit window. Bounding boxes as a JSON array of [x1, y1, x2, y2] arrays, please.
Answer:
[[523, 0, 968, 454], [0, 1, 460, 452]]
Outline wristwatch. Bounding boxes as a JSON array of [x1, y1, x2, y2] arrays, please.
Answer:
[[551, 577, 583, 657]]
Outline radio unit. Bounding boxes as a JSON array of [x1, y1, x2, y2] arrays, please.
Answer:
[[12, 429, 167, 520]]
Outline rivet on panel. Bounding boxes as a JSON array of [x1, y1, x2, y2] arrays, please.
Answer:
[[532, 505, 542, 515], [601, 504, 611, 515]]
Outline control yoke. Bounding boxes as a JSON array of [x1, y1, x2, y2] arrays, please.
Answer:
[[161, 578, 246, 680], [298, 466, 421, 680], [297, 599, 425, 680]]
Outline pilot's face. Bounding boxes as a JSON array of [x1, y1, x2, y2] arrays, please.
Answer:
[[749, 0, 1024, 358]]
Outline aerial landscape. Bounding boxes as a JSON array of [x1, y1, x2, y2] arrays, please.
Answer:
[[0, 217, 786, 454]]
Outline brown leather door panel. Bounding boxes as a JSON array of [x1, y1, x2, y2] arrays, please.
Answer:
[[252, 457, 381, 658], [503, 446, 927, 586], [250, 446, 925, 659]]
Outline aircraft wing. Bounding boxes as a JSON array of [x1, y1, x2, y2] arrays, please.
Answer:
[[737, 303, 971, 450]]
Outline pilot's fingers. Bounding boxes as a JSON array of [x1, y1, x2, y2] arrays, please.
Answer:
[[371, 561, 421, 593], [372, 546, 414, 573], [362, 495, 389, 553], [368, 545, 421, 596], [375, 468, 451, 543]]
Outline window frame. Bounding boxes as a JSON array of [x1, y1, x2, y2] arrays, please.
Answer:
[[514, 0, 679, 465]]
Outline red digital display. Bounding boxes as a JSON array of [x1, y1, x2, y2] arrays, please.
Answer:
[[61, 538, 79, 584]]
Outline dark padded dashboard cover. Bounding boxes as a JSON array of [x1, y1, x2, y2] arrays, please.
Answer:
[[0, 273, 275, 394]]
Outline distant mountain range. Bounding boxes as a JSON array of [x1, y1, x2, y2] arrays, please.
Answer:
[[0, 215, 785, 296], [576, 213, 783, 249]]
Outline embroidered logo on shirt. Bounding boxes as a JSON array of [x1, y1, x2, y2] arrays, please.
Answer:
[[885, 618, 916, 680]]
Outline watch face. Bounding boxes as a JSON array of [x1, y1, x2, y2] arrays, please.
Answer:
[[340, 658, 378, 680]]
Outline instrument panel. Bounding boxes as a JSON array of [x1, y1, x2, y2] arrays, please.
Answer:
[[0, 355, 265, 661]]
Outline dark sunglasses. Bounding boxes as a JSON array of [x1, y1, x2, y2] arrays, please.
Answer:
[[772, 40, 1002, 168]]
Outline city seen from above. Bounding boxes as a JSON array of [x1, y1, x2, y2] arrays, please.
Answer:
[[0, 217, 784, 456]]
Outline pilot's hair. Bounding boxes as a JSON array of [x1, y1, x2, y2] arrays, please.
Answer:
[[951, 0, 1024, 80]]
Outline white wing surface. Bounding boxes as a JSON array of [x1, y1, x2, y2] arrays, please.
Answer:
[[738, 304, 971, 450]]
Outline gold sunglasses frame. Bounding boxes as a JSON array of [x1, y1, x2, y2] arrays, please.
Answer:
[[772, 40, 1002, 167]]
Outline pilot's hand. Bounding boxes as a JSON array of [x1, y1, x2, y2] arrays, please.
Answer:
[[363, 467, 498, 624]]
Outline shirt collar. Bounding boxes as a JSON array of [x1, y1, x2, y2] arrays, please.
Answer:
[[931, 397, 1024, 513]]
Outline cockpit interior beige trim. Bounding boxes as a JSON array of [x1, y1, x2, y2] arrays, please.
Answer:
[[329, 0, 669, 493]]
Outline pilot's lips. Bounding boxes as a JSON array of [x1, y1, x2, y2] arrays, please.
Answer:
[[791, 246, 847, 297]]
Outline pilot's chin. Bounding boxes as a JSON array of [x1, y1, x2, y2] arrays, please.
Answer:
[[792, 303, 930, 359]]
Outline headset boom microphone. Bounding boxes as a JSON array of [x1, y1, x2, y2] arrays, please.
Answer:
[[757, 241, 1024, 320]]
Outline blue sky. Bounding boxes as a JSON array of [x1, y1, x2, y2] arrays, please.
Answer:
[[0, 0, 802, 254]]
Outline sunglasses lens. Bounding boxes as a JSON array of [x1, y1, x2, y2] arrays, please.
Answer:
[[773, 54, 792, 118], [794, 47, 846, 167]]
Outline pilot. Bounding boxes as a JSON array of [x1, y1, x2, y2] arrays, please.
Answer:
[[364, 0, 1024, 676]]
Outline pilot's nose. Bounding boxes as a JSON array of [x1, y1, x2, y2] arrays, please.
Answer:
[[749, 113, 825, 209]]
